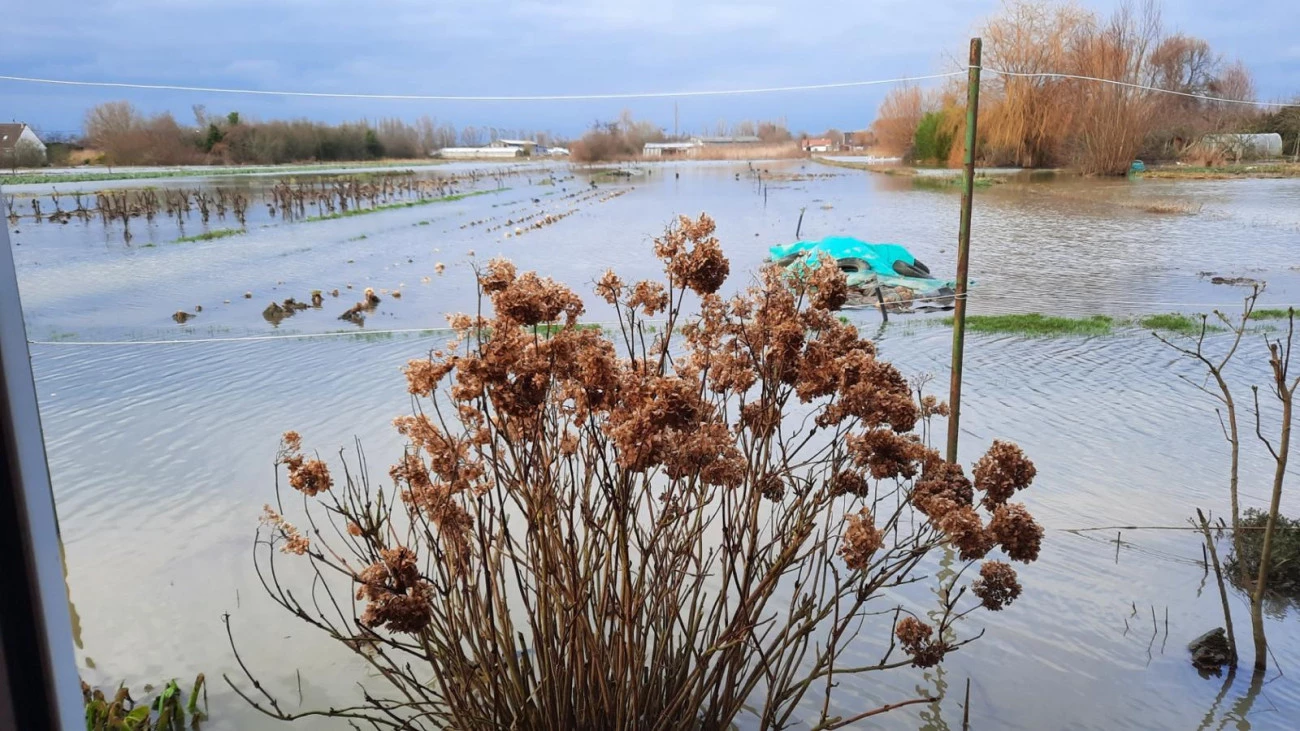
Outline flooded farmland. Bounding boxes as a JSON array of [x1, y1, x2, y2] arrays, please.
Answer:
[[9, 160, 1300, 729]]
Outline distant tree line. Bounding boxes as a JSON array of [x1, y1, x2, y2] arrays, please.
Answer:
[[75, 102, 559, 166], [869, 0, 1296, 174]]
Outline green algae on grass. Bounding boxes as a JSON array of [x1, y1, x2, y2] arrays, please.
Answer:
[[174, 227, 245, 244], [945, 313, 1114, 336]]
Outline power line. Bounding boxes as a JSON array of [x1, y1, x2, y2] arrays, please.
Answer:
[[2, 67, 1297, 107], [983, 68, 1300, 108], [0, 72, 966, 102]]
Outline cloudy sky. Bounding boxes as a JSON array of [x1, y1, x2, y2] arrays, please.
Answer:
[[3, 0, 1296, 138]]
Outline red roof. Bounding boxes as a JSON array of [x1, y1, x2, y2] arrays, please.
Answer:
[[803, 138, 832, 147]]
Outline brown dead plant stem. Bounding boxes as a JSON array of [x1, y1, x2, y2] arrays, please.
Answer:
[[229, 214, 1043, 729]]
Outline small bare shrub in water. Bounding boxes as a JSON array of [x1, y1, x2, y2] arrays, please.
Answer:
[[234, 214, 1043, 729]]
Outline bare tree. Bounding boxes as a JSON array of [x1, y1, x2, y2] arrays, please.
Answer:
[[1154, 287, 1260, 578], [1249, 310, 1298, 672]]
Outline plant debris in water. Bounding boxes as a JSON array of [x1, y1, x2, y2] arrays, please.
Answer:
[[263, 297, 311, 325]]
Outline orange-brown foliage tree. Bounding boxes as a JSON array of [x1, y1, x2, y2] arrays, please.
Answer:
[[870, 86, 926, 157]]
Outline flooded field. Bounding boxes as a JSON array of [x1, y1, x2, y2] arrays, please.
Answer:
[[10, 160, 1300, 729]]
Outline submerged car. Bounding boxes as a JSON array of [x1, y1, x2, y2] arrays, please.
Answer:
[[768, 237, 957, 311]]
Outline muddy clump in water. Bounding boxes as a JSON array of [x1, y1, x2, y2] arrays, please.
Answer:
[[263, 298, 311, 325], [1188, 628, 1232, 677], [339, 287, 382, 326]]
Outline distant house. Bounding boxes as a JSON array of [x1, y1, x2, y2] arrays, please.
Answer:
[[490, 139, 538, 156], [0, 123, 47, 166], [802, 138, 834, 153], [436, 147, 526, 159], [691, 135, 762, 147], [1199, 133, 1283, 161], [643, 141, 701, 158]]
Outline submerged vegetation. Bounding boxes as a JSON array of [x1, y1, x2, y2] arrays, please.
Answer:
[[234, 214, 1044, 729], [949, 313, 1115, 336], [83, 674, 207, 730], [173, 227, 244, 244], [302, 188, 505, 222], [1138, 313, 1215, 335]]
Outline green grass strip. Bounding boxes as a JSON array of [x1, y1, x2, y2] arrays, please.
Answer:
[[1251, 308, 1295, 320], [945, 313, 1114, 336], [1137, 313, 1217, 335]]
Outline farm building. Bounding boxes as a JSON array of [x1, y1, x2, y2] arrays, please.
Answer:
[[1199, 133, 1284, 160], [802, 138, 834, 153], [691, 135, 762, 147], [643, 141, 701, 158], [490, 139, 538, 155], [0, 123, 47, 166], [436, 147, 526, 159]]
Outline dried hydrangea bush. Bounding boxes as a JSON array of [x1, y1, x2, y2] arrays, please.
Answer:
[[233, 214, 1043, 730]]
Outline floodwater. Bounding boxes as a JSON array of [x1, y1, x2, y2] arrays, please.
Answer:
[[9, 160, 1300, 729]]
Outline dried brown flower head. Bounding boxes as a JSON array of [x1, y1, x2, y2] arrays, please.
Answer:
[[937, 505, 995, 561], [628, 280, 669, 316], [895, 616, 932, 651], [261, 506, 310, 555], [479, 257, 516, 293], [829, 470, 870, 498], [972, 560, 1022, 611], [988, 503, 1043, 563], [758, 472, 785, 502], [490, 271, 585, 326], [404, 357, 456, 396], [895, 616, 948, 667], [656, 214, 730, 296], [912, 459, 973, 518], [287, 457, 332, 496], [972, 440, 1036, 509], [920, 395, 950, 418], [840, 508, 884, 570], [848, 429, 927, 480], [595, 269, 624, 304], [806, 255, 848, 311], [356, 546, 433, 634]]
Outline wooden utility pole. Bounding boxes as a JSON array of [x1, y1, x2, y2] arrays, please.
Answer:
[[946, 38, 982, 463]]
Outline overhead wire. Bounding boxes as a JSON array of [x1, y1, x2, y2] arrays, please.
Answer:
[[0, 72, 968, 102], [2, 67, 1297, 106]]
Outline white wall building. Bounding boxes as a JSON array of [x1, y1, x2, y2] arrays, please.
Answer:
[[0, 123, 47, 165]]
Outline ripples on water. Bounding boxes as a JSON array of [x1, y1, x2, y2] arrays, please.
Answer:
[[13, 161, 1300, 729]]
